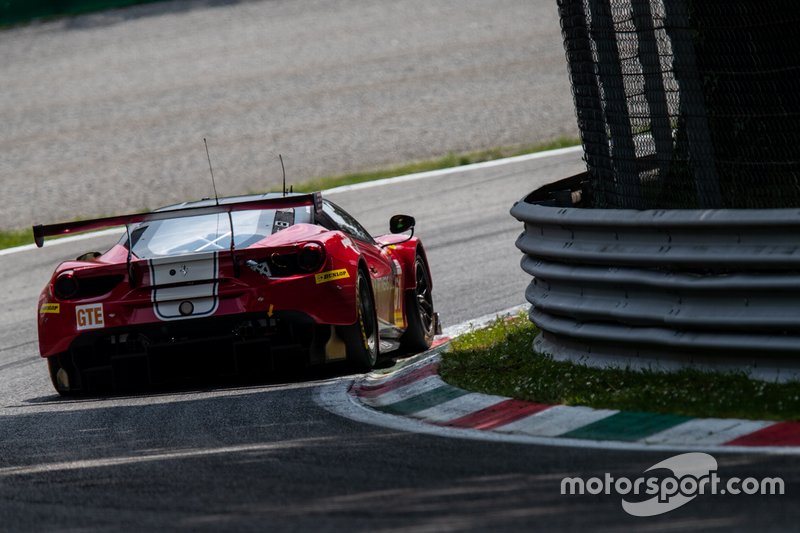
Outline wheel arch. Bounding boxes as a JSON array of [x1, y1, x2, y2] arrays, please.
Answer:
[[413, 242, 432, 291], [355, 256, 378, 307], [393, 239, 431, 292], [356, 256, 371, 284]]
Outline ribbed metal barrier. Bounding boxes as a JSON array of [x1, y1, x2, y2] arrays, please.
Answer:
[[511, 173, 800, 380]]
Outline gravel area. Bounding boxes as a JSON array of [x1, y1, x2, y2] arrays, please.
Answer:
[[0, 0, 577, 229]]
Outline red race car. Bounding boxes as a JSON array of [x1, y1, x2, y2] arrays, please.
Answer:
[[33, 192, 440, 395]]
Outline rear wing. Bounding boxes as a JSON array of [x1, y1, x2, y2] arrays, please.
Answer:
[[32, 192, 324, 248]]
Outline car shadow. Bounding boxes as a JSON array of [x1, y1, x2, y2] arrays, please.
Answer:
[[25, 348, 412, 403]]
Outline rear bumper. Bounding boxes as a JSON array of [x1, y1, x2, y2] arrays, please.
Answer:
[[47, 311, 331, 393], [38, 264, 358, 358]]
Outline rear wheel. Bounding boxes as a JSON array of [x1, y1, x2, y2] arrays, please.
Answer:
[[400, 255, 435, 353], [47, 356, 76, 397], [340, 270, 379, 371]]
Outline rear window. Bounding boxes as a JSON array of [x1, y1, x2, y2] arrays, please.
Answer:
[[127, 207, 312, 258]]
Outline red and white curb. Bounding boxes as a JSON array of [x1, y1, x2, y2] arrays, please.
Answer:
[[317, 306, 800, 454]]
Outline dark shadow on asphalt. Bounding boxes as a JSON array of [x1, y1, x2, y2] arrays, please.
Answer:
[[23, 350, 406, 404], [0, 385, 796, 533]]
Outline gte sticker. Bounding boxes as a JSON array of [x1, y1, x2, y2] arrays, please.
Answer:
[[76, 303, 104, 330], [315, 269, 350, 284], [39, 303, 60, 314]]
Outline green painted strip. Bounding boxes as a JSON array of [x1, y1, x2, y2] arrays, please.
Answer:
[[560, 411, 693, 442], [376, 385, 469, 416]]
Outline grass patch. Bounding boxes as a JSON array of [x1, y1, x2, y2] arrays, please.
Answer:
[[440, 315, 800, 421], [289, 138, 580, 193], [0, 227, 33, 249], [0, 138, 581, 250]]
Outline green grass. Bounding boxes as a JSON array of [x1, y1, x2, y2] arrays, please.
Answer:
[[0, 1, 161, 29], [290, 138, 580, 193], [0, 138, 581, 250], [440, 314, 800, 421], [0, 227, 33, 249]]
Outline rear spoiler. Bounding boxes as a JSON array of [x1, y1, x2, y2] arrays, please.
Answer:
[[32, 192, 324, 248]]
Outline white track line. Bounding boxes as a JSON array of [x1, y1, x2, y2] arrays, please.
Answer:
[[0, 146, 582, 257], [0, 437, 331, 477], [324, 145, 582, 196], [442, 303, 528, 338]]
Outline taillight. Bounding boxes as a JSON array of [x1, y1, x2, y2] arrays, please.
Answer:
[[54, 273, 79, 299], [52, 273, 123, 300], [270, 252, 288, 269], [259, 243, 326, 277], [297, 243, 325, 272]]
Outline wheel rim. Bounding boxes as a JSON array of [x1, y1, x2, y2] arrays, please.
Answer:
[[358, 276, 378, 361], [414, 259, 434, 335]]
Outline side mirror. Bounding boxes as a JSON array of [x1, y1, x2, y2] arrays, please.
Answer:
[[389, 214, 415, 234]]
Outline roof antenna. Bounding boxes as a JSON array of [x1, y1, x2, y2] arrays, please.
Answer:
[[204, 137, 220, 206], [280, 154, 287, 197]]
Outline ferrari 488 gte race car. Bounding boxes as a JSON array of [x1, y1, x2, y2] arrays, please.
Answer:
[[33, 192, 440, 395]]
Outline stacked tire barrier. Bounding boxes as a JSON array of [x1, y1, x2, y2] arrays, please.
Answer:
[[511, 174, 800, 380]]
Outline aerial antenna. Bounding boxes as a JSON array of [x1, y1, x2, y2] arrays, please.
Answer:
[[280, 154, 287, 197], [204, 137, 220, 206]]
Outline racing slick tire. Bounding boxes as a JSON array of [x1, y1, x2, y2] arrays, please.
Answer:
[[340, 269, 379, 371], [399, 255, 435, 353]]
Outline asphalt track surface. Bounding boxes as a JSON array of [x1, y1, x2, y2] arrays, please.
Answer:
[[0, 0, 576, 230], [1, 152, 799, 531], [1, 1, 798, 530]]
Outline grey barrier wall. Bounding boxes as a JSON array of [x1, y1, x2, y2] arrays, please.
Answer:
[[511, 174, 800, 381]]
